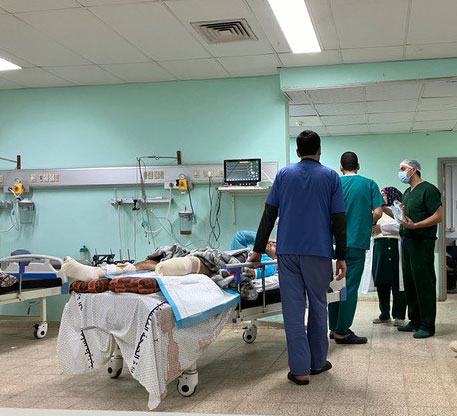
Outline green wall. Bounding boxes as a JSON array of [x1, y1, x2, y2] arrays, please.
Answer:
[[290, 131, 457, 189], [0, 75, 287, 320]]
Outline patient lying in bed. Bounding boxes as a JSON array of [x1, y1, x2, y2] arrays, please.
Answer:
[[62, 244, 246, 283]]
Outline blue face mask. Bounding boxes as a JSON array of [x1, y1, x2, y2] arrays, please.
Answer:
[[398, 171, 410, 184]]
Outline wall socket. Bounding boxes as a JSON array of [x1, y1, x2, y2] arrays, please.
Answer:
[[164, 180, 178, 189]]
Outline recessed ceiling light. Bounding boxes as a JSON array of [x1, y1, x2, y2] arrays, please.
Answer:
[[267, 0, 321, 54], [0, 57, 21, 71]]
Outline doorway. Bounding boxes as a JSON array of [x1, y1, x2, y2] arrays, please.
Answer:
[[438, 158, 457, 301]]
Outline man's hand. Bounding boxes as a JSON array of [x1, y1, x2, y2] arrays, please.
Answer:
[[248, 251, 262, 264], [372, 224, 382, 235], [401, 216, 417, 230], [335, 260, 347, 281]]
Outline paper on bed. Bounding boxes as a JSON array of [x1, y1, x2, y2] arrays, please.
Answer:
[[106, 271, 240, 329]]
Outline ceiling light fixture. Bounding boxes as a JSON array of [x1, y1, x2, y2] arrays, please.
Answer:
[[0, 57, 21, 71], [267, 0, 321, 54]]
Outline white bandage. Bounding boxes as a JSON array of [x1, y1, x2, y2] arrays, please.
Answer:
[[155, 256, 201, 276], [103, 262, 136, 275], [62, 257, 105, 281]]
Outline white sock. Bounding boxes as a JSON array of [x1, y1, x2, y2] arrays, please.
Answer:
[[103, 262, 137, 275], [62, 257, 105, 281], [155, 256, 200, 276]]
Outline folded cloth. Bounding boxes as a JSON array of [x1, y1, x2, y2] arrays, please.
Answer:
[[0, 272, 17, 288], [70, 278, 111, 293], [109, 277, 160, 294]]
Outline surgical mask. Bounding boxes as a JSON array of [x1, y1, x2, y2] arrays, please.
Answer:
[[398, 171, 410, 184]]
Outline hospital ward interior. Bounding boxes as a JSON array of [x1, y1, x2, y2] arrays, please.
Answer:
[[1, 1, 457, 415]]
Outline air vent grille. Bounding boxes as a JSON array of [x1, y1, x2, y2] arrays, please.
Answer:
[[191, 19, 258, 44]]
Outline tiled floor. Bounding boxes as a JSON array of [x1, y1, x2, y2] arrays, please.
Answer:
[[0, 296, 456, 415]]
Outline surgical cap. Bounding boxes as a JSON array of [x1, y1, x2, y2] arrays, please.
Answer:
[[400, 159, 421, 171]]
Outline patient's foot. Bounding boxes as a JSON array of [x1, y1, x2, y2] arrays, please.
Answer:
[[62, 257, 105, 281], [103, 262, 136, 275]]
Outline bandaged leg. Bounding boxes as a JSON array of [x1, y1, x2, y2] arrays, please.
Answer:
[[103, 262, 137, 275], [62, 257, 106, 281], [155, 256, 201, 276]]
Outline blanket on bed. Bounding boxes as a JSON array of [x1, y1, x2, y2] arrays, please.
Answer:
[[70, 278, 160, 294]]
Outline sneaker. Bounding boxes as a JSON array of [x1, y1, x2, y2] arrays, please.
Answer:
[[393, 319, 405, 327], [450, 341, 457, 352], [397, 323, 419, 332], [413, 329, 434, 339], [373, 318, 391, 324]]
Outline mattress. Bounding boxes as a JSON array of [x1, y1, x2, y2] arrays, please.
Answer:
[[0, 278, 62, 295]]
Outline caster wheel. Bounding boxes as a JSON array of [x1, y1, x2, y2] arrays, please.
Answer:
[[34, 322, 48, 339], [177, 371, 198, 397], [106, 357, 123, 378], [242, 325, 257, 344]]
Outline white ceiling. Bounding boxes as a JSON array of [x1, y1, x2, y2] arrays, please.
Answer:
[[287, 79, 457, 136], [0, 0, 456, 88]]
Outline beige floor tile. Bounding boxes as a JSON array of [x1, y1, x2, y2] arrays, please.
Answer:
[[408, 407, 457, 416], [364, 406, 408, 416], [405, 381, 446, 394], [277, 403, 321, 416], [366, 392, 407, 406], [319, 404, 364, 416], [407, 392, 450, 407], [282, 390, 327, 404], [234, 399, 280, 415], [191, 399, 240, 414]]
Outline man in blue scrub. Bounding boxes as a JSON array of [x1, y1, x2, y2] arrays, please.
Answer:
[[231, 230, 277, 278], [249, 130, 347, 385], [328, 152, 384, 344]]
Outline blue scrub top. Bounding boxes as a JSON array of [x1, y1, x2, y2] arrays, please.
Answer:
[[266, 159, 345, 258], [231, 230, 277, 278]]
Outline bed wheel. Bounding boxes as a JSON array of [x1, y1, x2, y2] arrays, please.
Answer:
[[34, 322, 48, 339], [106, 356, 123, 378], [177, 371, 198, 397], [242, 325, 257, 344]]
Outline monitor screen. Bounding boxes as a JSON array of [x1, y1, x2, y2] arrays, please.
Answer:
[[224, 159, 261, 185]]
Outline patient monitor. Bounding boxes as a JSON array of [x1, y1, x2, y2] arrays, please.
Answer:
[[224, 159, 261, 186]]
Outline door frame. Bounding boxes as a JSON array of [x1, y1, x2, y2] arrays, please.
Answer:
[[437, 157, 457, 301]]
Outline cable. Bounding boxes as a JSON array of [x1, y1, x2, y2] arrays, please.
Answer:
[[187, 187, 195, 217]]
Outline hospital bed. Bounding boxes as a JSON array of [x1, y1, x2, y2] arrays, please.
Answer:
[[224, 260, 347, 343], [0, 254, 68, 338], [57, 259, 346, 410]]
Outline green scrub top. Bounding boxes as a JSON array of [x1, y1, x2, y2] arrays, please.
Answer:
[[400, 181, 442, 240], [341, 175, 384, 250]]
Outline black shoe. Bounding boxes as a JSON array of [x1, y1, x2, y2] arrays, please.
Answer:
[[310, 361, 332, 375], [287, 372, 310, 385], [334, 330, 368, 344]]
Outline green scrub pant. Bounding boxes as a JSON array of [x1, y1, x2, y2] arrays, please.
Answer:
[[328, 247, 366, 335], [402, 238, 436, 334]]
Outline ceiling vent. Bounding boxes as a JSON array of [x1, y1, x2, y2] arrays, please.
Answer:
[[191, 19, 258, 44]]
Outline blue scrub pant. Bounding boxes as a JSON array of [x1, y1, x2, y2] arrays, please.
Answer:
[[278, 254, 333, 376]]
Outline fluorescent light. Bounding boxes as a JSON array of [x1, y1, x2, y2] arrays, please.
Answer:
[[0, 57, 21, 71], [267, 0, 321, 54]]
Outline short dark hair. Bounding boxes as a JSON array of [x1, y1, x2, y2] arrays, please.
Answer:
[[296, 130, 321, 156], [341, 151, 359, 171]]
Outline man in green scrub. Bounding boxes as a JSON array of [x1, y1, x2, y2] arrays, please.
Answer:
[[329, 152, 384, 344], [397, 159, 443, 339]]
